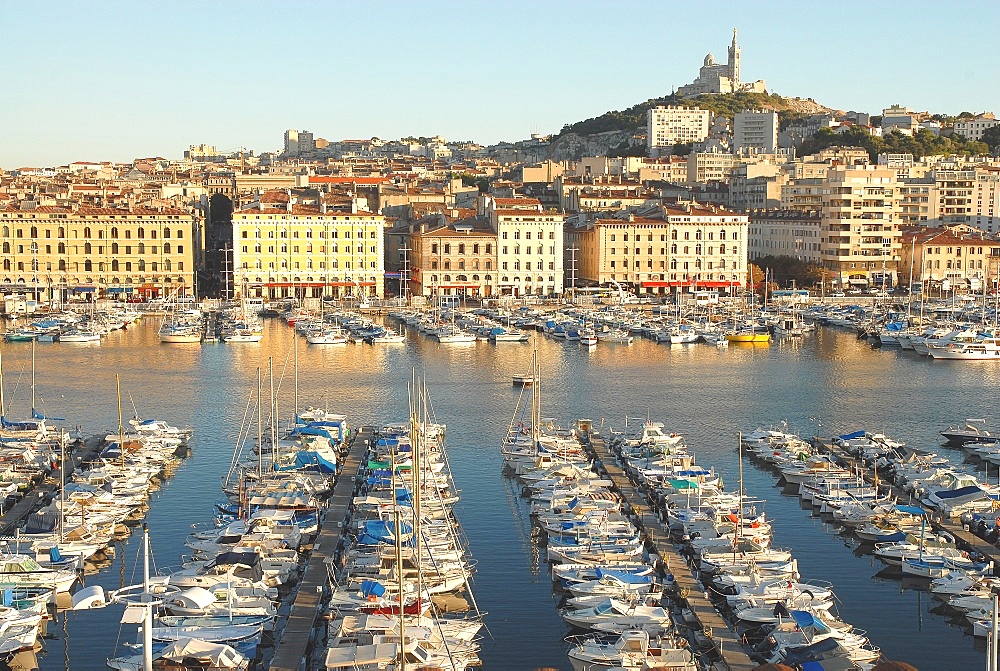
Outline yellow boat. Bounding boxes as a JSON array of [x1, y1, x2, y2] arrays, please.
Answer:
[[726, 330, 771, 343]]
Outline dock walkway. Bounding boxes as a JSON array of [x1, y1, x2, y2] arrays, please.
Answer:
[[0, 434, 104, 535], [269, 425, 372, 671], [587, 432, 756, 671]]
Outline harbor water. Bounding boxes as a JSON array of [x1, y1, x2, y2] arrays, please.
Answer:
[[5, 316, 997, 671]]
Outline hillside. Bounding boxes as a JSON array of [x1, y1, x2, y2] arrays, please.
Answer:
[[557, 91, 835, 138]]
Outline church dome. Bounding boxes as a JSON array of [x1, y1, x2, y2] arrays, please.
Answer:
[[704, 53, 715, 66]]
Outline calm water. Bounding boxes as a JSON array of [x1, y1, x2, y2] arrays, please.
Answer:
[[4, 315, 998, 671]]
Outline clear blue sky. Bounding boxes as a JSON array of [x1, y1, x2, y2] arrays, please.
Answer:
[[3, 0, 998, 167]]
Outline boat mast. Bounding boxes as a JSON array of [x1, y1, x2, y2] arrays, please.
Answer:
[[293, 329, 299, 420], [269, 357, 277, 474], [257, 367, 263, 486], [116, 374, 125, 470], [738, 431, 744, 543], [0, 350, 5, 418], [142, 523, 152, 671], [31, 337, 36, 414]]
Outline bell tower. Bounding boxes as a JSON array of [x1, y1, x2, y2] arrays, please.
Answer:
[[728, 28, 741, 88]]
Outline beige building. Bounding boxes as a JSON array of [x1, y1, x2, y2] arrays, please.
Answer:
[[820, 166, 902, 287], [232, 192, 385, 299], [729, 163, 787, 210], [646, 106, 711, 156], [898, 226, 999, 288], [409, 217, 497, 298], [973, 167, 1000, 233], [0, 204, 197, 302], [686, 151, 737, 184], [566, 203, 748, 296], [748, 210, 822, 263]]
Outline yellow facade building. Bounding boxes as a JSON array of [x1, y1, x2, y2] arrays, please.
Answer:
[[0, 204, 197, 301], [231, 195, 385, 299]]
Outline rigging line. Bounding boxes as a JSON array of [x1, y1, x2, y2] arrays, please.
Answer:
[[225, 386, 257, 485]]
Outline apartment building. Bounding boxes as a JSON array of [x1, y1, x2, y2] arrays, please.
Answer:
[[408, 216, 497, 298], [231, 191, 385, 299], [953, 113, 998, 142], [486, 197, 565, 297], [973, 167, 1000, 233], [686, 151, 737, 184], [646, 106, 711, 157], [931, 170, 975, 226], [820, 166, 902, 288], [734, 110, 779, 154], [748, 210, 822, 263], [729, 163, 787, 210], [898, 226, 999, 288], [0, 203, 197, 302], [566, 203, 748, 296]]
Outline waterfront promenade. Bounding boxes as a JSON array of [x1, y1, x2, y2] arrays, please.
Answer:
[[270, 425, 372, 671], [585, 430, 756, 671]]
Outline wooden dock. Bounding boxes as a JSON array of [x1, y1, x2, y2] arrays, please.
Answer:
[[0, 434, 104, 535], [269, 426, 373, 671], [586, 432, 756, 671]]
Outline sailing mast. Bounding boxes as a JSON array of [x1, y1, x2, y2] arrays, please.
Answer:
[[269, 357, 277, 474], [31, 338, 36, 415]]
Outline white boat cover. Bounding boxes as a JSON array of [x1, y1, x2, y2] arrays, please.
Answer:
[[170, 586, 217, 610], [325, 643, 399, 668], [160, 637, 247, 667]]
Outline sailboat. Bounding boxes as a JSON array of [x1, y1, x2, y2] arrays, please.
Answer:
[[159, 292, 203, 343]]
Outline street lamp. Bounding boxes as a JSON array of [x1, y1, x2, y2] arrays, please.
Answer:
[[29, 242, 39, 304]]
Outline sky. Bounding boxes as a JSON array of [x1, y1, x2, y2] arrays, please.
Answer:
[[2, 0, 999, 167]]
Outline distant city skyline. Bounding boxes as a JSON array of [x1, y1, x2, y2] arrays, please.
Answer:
[[3, 0, 999, 167]]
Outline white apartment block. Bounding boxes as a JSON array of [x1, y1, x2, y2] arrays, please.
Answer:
[[734, 110, 779, 154], [487, 198, 565, 297], [953, 114, 998, 141], [647, 106, 711, 156]]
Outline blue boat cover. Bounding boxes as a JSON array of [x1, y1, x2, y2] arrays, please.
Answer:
[[935, 485, 984, 500], [895, 504, 926, 515], [32, 408, 65, 421], [595, 569, 651, 584], [838, 430, 866, 440], [360, 580, 386, 598], [273, 450, 336, 474], [782, 637, 841, 664], [357, 520, 412, 545]]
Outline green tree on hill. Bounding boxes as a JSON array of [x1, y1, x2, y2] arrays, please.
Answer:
[[982, 126, 1000, 154]]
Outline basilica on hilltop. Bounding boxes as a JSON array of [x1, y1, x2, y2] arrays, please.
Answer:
[[676, 29, 767, 98]]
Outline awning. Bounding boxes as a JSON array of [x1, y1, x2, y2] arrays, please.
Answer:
[[264, 281, 376, 288], [697, 281, 741, 288], [641, 281, 671, 288], [105, 287, 134, 294], [73, 286, 97, 292]]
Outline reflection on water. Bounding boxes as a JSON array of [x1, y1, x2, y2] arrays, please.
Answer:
[[1, 316, 994, 669]]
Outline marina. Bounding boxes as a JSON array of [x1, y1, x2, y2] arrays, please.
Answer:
[[0, 309, 997, 669]]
